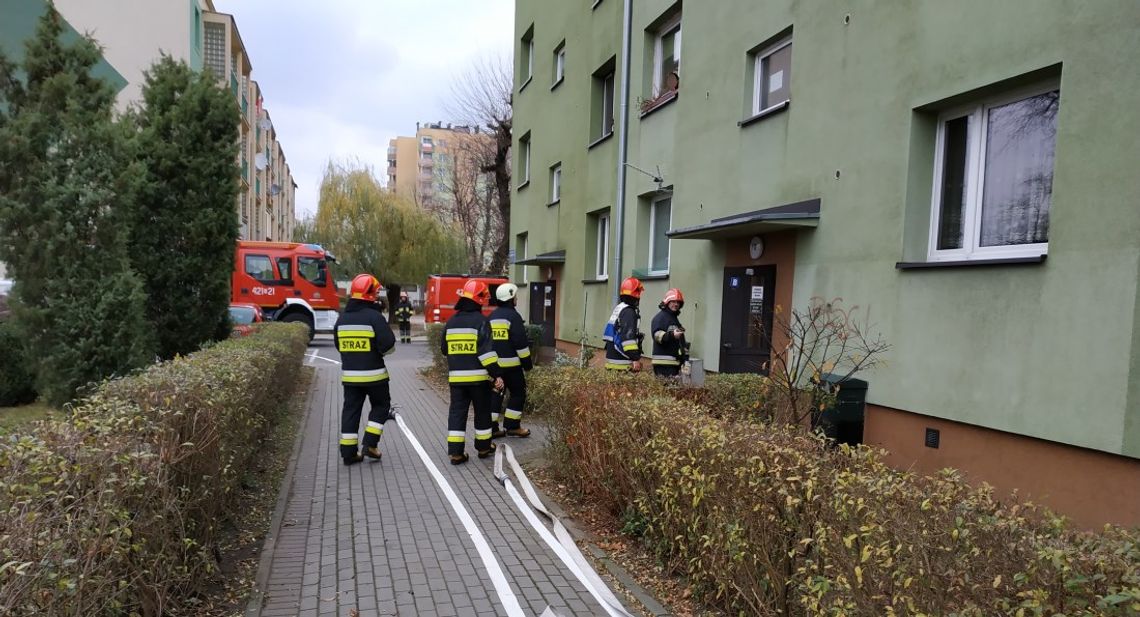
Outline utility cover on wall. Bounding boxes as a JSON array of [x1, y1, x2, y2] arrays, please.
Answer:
[[749, 236, 765, 260]]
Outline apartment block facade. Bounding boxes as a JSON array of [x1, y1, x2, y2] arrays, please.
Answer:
[[512, 0, 1140, 527], [387, 121, 488, 212], [0, 0, 295, 242]]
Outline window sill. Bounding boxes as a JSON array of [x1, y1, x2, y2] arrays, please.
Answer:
[[592, 0, 603, 9], [587, 131, 614, 150], [551, 77, 564, 91], [516, 179, 531, 191], [639, 272, 670, 281], [519, 76, 533, 93], [739, 100, 790, 128], [547, 199, 560, 207], [896, 255, 1047, 270], [639, 90, 679, 119], [582, 277, 609, 285]]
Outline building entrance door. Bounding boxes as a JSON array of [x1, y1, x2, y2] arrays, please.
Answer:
[[528, 281, 557, 347], [719, 266, 776, 373]]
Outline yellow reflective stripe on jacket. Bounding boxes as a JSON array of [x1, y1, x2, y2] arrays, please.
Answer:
[[342, 368, 390, 383], [622, 341, 640, 352], [498, 357, 522, 368], [517, 346, 531, 358], [479, 351, 499, 367], [604, 362, 632, 371], [448, 369, 489, 383], [445, 328, 478, 340], [337, 325, 376, 337]]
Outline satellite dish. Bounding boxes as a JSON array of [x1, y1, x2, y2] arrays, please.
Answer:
[[258, 118, 272, 131], [270, 183, 281, 196], [254, 153, 268, 171]]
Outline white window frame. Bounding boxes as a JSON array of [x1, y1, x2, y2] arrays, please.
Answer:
[[752, 36, 792, 116], [524, 37, 535, 82], [927, 82, 1058, 262], [421, 136, 433, 145], [521, 234, 529, 284], [553, 44, 566, 86], [648, 195, 672, 275], [652, 14, 682, 96], [550, 163, 562, 203], [596, 213, 610, 280], [519, 134, 531, 186]]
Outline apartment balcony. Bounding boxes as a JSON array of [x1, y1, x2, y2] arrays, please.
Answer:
[[387, 165, 397, 177], [387, 146, 397, 157], [419, 158, 434, 168], [421, 143, 434, 154]]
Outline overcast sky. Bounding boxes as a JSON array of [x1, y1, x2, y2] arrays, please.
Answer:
[[214, 0, 514, 217]]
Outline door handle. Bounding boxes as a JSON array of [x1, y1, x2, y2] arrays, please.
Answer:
[[722, 343, 733, 349]]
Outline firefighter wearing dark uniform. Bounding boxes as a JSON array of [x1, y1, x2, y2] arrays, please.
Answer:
[[442, 280, 504, 465], [487, 283, 533, 438], [395, 292, 414, 344], [651, 288, 687, 378], [335, 274, 397, 466], [604, 277, 646, 372]]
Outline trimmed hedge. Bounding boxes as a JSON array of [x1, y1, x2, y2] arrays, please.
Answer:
[[529, 367, 1140, 616], [0, 320, 36, 406], [0, 322, 309, 615]]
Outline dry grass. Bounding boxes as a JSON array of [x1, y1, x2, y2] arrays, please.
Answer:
[[0, 401, 56, 433]]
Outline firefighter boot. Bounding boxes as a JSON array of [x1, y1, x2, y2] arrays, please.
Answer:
[[343, 453, 364, 466], [506, 427, 531, 438], [450, 453, 469, 465], [365, 447, 382, 461], [477, 441, 497, 459]]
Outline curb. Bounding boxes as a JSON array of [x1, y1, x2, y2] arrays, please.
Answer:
[[243, 364, 317, 617]]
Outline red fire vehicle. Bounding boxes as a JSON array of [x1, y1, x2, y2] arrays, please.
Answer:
[[231, 241, 340, 339], [424, 274, 509, 324]]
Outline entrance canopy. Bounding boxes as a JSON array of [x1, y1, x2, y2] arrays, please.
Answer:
[[515, 250, 566, 266], [667, 199, 820, 240]]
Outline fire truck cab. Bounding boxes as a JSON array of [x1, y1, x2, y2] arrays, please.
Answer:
[[232, 241, 340, 339]]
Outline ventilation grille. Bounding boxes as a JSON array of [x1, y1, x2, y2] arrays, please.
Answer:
[[924, 428, 940, 449]]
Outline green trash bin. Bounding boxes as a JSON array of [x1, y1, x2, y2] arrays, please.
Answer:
[[817, 373, 868, 446]]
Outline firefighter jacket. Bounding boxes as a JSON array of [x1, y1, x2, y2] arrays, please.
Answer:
[[488, 304, 533, 371], [603, 301, 643, 370], [335, 299, 397, 384], [442, 304, 503, 384], [394, 300, 413, 323], [650, 308, 686, 366]]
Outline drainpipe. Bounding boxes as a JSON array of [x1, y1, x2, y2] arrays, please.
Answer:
[[611, 0, 634, 305]]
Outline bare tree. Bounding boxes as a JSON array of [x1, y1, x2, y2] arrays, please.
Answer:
[[444, 54, 512, 274], [435, 132, 503, 273]]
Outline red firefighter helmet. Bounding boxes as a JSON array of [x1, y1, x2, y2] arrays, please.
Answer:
[[457, 279, 491, 306], [349, 274, 382, 302], [619, 276, 645, 299], [662, 288, 684, 307]]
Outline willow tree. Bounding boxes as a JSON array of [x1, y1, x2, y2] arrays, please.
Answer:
[[314, 160, 465, 294]]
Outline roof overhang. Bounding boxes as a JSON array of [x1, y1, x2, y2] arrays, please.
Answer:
[[516, 250, 566, 266], [667, 198, 820, 240]]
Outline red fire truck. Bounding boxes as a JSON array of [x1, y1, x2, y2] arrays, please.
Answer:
[[231, 241, 340, 339], [424, 273, 509, 324]]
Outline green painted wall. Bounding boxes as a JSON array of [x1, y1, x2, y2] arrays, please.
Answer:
[[0, 0, 128, 93], [513, 0, 1140, 457]]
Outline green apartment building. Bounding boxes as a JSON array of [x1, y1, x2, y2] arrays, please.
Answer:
[[511, 0, 1140, 527]]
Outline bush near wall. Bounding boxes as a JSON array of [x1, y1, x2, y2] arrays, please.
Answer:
[[0, 323, 309, 615], [0, 320, 36, 406], [528, 367, 1140, 616]]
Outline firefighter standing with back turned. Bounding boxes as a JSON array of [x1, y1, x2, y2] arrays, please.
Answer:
[[604, 277, 646, 372], [442, 280, 504, 464], [335, 274, 396, 466], [651, 288, 688, 378], [487, 283, 533, 438], [395, 291, 414, 344]]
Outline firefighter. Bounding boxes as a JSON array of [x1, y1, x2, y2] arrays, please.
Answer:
[[441, 280, 504, 464], [487, 283, 533, 438], [651, 288, 688, 378], [335, 274, 396, 466], [603, 277, 645, 372], [395, 291, 414, 344]]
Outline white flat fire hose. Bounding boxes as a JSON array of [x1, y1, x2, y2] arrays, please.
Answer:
[[494, 443, 636, 617]]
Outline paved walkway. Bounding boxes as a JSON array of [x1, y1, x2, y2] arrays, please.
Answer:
[[248, 336, 634, 617]]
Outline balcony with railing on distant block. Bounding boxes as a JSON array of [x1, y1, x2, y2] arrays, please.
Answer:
[[421, 143, 434, 154]]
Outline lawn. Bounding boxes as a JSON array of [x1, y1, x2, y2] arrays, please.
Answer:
[[0, 401, 56, 433]]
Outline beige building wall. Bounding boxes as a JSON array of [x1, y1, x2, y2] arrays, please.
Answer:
[[387, 122, 492, 210], [387, 136, 419, 200]]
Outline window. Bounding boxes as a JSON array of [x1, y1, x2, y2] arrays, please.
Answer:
[[596, 213, 610, 279], [929, 86, 1059, 261], [648, 196, 672, 273], [244, 254, 274, 282], [518, 132, 531, 186], [515, 232, 529, 283], [520, 25, 535, 87], [591, 59, 616, 141], [653, 14, 682, 96], [421, 136, 433, 145], [553, 41, 566, 87], [276, 257, 293, 282], [298, 256, 327, 286], [752, 36, 792, 115], [550, 163, 562, 203], [204, 21, 226, 76], [421, 151, 433, 160]]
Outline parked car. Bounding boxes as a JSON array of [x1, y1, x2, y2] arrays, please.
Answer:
[[228, 302, 264, 337]]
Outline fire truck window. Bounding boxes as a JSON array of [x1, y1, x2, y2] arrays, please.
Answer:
[[298, 256, 327, 286], [245, 254, 274, 283], [276, 257, 294, 283]]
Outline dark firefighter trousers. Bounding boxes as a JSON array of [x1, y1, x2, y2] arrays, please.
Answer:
[[340, 382, 390, 460], [490, 368, 527, 430], [398, 320, 411, 339], [448, 383, 493, 456], [653, 364, 681, 378]]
